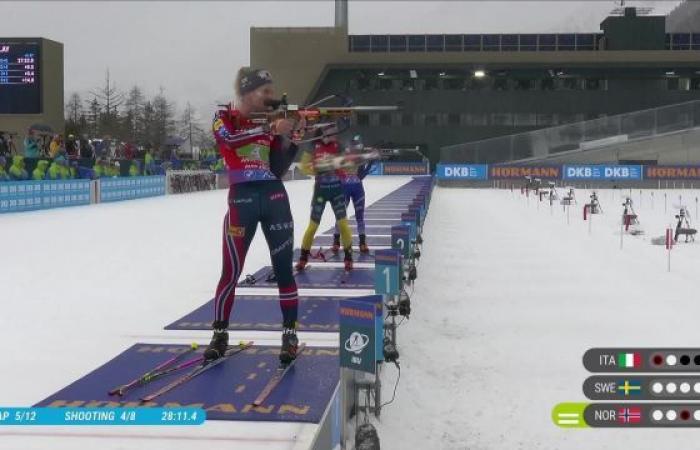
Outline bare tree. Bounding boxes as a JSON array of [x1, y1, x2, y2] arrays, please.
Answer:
[[91, 69, 125, 137], [178, 102, 209, 157]]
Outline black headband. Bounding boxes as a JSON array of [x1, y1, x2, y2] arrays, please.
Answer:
[[238, 69, 273, 96]]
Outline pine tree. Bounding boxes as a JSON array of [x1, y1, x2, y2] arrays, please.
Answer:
[[65, 92, 85, 136], [152, 87, 175, 152], [65, 92, 83, 123], [85, 97, 101, 138], [142, 100, 156, 153], [124, 85, 145, 143]]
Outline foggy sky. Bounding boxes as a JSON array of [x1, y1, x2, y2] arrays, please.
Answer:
[[0, 1, 681, 121]]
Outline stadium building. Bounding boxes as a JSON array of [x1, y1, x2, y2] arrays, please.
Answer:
[[251, 0, 700, 166]]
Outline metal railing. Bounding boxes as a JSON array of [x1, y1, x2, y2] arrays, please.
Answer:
[[440, 100, 700, 164]]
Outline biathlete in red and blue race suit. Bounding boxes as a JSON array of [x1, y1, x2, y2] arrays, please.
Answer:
[[205, 68, 303, 364]]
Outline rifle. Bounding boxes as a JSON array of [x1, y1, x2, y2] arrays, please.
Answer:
[[251, 94, 400, 142], [313, 146, 425, 172]]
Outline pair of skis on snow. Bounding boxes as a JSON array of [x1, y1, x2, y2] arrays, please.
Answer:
[[108, 341, 306, 406]]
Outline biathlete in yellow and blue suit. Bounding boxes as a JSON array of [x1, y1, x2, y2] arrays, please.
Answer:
[[296, 125, 354, 271]]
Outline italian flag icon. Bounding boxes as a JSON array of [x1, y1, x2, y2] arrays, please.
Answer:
[[618, 352, 642, 368]]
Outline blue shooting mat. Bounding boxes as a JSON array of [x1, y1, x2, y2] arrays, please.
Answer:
[[321, 225, 392, 236], [314, 234, 390, 247], [34, 344, 339, 423], [165, 295, 341, 332], [293, 248, 376, 263], [344, 218, 401, 226], [241, 265, 375, 289]]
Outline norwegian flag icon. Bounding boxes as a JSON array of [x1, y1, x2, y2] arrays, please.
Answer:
[[618, 407, 642, 424]]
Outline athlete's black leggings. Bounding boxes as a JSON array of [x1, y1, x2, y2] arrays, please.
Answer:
[[213, 180, 298, 328]]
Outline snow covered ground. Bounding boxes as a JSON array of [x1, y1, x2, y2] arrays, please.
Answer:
[[0, 176, 408, 450], [4, 180, 700, 450], [378, 186, 700, 450]]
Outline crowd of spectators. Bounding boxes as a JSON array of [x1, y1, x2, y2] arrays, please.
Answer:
[[0, 127, 226, 183]]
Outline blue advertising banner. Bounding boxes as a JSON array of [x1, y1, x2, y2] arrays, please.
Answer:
[[339, 295, 382, 374], [0, 179, 91, 213], [436, 164, 488, 180], [561, 165, 643, 181], [100, 176, 166, 202]]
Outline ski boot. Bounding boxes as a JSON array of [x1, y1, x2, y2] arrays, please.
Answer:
[[344, 248, 354, 271], [204, 321, 229, 360], [295, 249, 310, 271], [331, 234, 341, 254], [359, 234, 370, 254], [279, 326, 299, 364]]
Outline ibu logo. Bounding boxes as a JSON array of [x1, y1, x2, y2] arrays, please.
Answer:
[[345, 332, 370, 364]]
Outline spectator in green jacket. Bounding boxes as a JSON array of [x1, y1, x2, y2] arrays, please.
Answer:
[[58, 157, 72, 179], [9, 155, 28, 180], [0, 156, 9, 181], [129, 160, 140, 177], [47, 157, 70, 180], [48, 160, 62, 180], [92, 159, 103, 178], [144, 150, 156, 175], [107, 161, 120, 177], [32, 160, 49, 180]]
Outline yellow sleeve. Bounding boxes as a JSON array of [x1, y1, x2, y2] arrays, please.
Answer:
[[299, 151, 315, 176]]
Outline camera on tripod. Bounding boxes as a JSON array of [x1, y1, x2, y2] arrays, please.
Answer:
[[398, 290, 411, 318]]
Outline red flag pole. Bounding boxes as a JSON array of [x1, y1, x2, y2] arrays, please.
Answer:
[[665, 226, 673, 272], [620, 214, 624, 250]]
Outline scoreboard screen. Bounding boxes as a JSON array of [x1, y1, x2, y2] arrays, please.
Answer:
[[0, 41, 41, 114]]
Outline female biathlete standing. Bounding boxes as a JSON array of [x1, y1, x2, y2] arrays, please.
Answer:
[[205, 68, 303, 364], [296, 125, 355, 271], [332, 135, 373, 254]]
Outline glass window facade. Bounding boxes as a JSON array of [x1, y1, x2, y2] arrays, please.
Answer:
[[349, 33, 606, 52]]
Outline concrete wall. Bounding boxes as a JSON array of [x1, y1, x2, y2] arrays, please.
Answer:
[[250, 27, 348, 104], [0, 38, 64, 139]]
